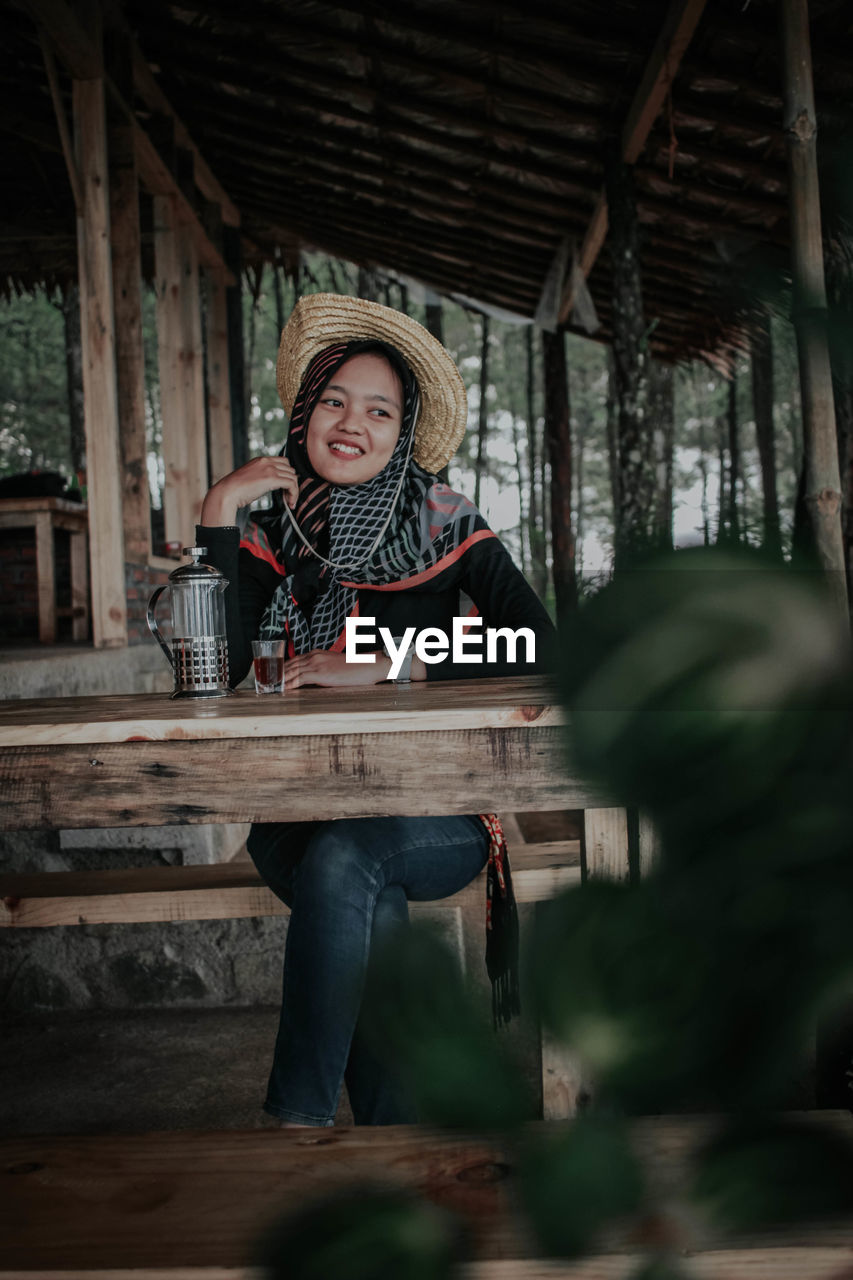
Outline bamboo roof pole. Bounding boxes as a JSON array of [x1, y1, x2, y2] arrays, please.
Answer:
[[559, 0, 709, 324], [781, 0, 848, 617]]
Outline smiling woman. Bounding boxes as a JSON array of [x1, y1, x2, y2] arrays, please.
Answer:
[[306, 352, 403, 486], [196, 293, 555, 1131]]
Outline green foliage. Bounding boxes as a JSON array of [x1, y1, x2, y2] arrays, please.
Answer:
[[693, 1116, 853, 1231], [517, 1114, 644, 1257], [362, 925, 532, 1131], [0, 289, 71, 478], [252, 1186, 469, 1280]]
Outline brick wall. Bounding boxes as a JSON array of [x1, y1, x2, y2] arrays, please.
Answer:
[[0, 529, 73, 643], [126, 560, 170, 646], [0, 537, 172, 647]]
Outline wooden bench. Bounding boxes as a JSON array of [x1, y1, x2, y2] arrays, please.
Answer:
[[1, 832, 594, 1119], [2, 1114, 852, 1278], [0, 840, 581, 928]]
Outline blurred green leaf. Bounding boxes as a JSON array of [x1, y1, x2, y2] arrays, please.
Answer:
[[518, 1114, 644, 1257], [628, 1259, 691, 1280], [362, 924, 532, 1130], [693, 1117, 853, 1232], [252, 1186, 467, 1280]]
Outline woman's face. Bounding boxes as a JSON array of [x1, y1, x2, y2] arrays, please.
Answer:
[[306, 352, 404, 486]]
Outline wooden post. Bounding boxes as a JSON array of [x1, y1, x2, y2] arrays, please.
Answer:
[[73, 75, 128, 647], [542, 329, 577, 616], [107, 31, 150, 565], [154, 195, 208, 548], [204, 269, 234, 485], [781, 0, 848, 615]]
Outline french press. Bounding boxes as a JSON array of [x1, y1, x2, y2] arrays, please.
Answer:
[[146, 548, 232, 698]]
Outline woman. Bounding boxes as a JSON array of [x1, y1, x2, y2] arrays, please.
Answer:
[[199, 294, 555, 1127]]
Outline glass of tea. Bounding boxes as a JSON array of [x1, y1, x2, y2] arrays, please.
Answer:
[[251, 639, 285, 694]]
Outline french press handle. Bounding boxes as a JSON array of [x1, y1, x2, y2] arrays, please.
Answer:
[[146, 584, 174, 670]]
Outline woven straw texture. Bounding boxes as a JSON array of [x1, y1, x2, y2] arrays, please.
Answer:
[[276, 294, 468, 474]]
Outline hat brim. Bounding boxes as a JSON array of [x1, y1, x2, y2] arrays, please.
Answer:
[[276, 294, 468, 474]]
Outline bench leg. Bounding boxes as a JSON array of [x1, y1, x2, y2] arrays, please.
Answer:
[[69, 527, 90, 642], [583, 807, 630, 881], [34, 511, 56, 644], [540, 1025, 588, 1120], [537, 807, 631, 1121]]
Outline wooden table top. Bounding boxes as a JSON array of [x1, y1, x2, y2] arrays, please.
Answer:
[[0, 674, 566, 748]]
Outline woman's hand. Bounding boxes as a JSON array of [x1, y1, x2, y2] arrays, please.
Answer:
[[286, 649, 393, 689], [286, 649, 427, 688], [201, 457, 300, 527]]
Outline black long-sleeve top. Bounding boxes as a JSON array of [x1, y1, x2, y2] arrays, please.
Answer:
[[198, 521, 556, 687]]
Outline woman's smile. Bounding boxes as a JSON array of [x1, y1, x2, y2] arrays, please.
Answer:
[[306, 352, 403, 485]]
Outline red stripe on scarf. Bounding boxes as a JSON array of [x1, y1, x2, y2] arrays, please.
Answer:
[[341, 529, 496, 590], [240, 528, 287, 576]]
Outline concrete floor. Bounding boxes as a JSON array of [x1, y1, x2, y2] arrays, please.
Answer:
[[0, 1006, 351, 1135]]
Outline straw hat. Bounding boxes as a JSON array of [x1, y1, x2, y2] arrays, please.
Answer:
[[276, 293, 468, 474]]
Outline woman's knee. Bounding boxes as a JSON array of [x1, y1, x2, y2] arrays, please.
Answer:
[[296, 820, 385, 897]]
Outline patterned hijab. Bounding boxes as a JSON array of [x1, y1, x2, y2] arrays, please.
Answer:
[[254, 339, 483, 652]]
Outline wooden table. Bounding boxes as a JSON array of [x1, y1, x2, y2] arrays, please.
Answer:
[[0, 675, 613, 833], [0, 495, 89, 642]]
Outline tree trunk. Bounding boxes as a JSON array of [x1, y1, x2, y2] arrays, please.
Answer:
[[717, 413, 727, 544], [726, 371, 741, 544], [605, 149, 653, 568], [648, 359, 675, 551], [61, 280, 86, 476], [605, 347, 620, 528], [751, 318, 783, 558], [781, 0, 847, 613], [398, 282, 409, 316], [425, 300, 443, 344], [824, 236, 853, 585], [526, 327, 547, 599], [542, 329, 577, 617], [223, 226, 248, 469], [510, 411, 527, 573], [358, 266, 378, 301], [244, 264, 264, 441], [273, 262, 285, 336], [474, 314, 490, 510], [697, 408, 710, 546]]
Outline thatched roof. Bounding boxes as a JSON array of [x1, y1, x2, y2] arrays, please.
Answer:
[[3, 0, 853, 361]]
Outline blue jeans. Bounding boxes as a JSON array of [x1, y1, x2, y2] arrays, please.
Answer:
[[247, 814, 490, 1126]]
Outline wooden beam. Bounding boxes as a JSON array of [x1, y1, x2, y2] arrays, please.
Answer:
[[25, 0, 235, 282], [204, 268, 235, 484], [781, 0, 847, 613], [107, 33, 150, 566], [73, 74, 128, 648], [129, 43, 240, 227], [559, 0, 708, 324], [24, 0, 101, 77]]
